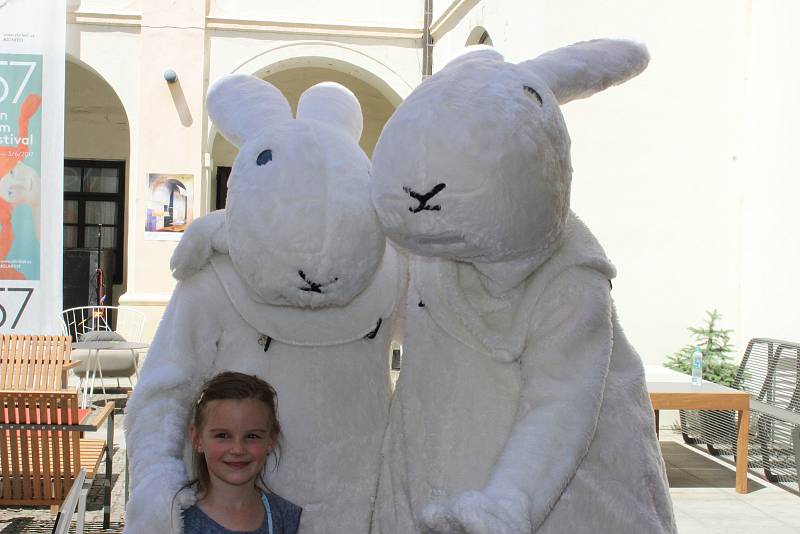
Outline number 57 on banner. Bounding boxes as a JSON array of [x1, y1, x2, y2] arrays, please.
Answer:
[[0, 287, 33, 329]]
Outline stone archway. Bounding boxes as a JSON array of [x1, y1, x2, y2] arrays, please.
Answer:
[[233, 41, 412, 106], [63, 57, 131, 306], [466, 26, 493, 46]]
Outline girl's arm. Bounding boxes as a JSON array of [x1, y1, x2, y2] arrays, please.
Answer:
[[421, 267, 613, 533], [124, 272, 222, 534]]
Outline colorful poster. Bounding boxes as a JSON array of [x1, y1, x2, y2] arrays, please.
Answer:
[[0, 53, 42, 281], [0, 0, 65, 333], [144, 173, 194, 241]]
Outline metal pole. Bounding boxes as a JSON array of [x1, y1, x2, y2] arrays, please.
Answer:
[[422, 0, 433, 78], [95, 224, 103, 306]]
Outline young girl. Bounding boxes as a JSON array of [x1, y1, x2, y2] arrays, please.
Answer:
[[182, 372, 302, 534]]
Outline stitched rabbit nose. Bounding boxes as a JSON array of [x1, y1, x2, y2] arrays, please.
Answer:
[[403, 183, 447, 213], [298, 270, 339, 293]]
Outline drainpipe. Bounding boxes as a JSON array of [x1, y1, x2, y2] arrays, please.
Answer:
[[422, 0, 433, 78]]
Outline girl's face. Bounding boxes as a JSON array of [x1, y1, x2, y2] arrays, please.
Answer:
[[191, 398, 275, 491]]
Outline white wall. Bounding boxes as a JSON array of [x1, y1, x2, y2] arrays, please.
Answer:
[[209, 0, 422, 29], [432, 0, 752, 365], [68, 0, 140, 14], [740, 0, 800, 344]]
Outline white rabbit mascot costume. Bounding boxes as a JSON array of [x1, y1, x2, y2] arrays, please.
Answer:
[[125, 76, 403, 534], [370, 40, 676, 533]]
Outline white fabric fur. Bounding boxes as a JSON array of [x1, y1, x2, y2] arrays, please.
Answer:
[[125, 76, 404, 534], [370, 39, 676, 533]]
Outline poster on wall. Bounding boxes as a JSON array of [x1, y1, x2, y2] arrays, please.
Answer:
[[0, 0, 65, 333], [144, 173, 194, 241]]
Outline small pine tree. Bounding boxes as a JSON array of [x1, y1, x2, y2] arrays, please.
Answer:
[[664, 309, 738, 386]]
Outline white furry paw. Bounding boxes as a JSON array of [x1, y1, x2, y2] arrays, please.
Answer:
[[170, 210, 226, 280], [124, 477, 195, 534], [419, 490, 531, 534]]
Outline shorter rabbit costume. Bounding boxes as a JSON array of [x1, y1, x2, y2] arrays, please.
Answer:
[[125, 76, 403, 534]]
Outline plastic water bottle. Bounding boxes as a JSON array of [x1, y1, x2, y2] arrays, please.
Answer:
[[691, 346, 703, 386]]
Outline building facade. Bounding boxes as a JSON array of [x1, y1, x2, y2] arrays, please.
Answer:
[[65, 0, 800, 366]]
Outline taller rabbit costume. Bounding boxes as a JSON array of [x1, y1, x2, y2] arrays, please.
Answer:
[[370, 40, 676, 534]]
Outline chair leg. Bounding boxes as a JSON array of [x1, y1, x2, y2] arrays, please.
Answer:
[[792, 426, 800, 492], [125, 449, 130, 504], [77, 478, 90, 534], [131, 349, 140, 388], [97, 358, 107, 397]]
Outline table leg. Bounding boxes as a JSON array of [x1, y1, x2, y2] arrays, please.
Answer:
[[736, 407, 749, 494], [96, 355, 107, 398], [104, 406, 114, 529], [88, 351, 100, 403], [81, 350, 96, 409], [654, 410, 660, 439]]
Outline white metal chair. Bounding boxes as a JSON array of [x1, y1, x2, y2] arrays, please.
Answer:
[[61, 306, 146, 395]]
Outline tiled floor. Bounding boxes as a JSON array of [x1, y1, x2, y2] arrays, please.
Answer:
[[663, 431, 800, 534], [0, 411, 797, 533]]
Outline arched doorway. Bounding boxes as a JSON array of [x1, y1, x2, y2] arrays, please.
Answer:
[[210, 65, 397, 209], [63, 58, 130, 308], [466, 26, 493, 46]]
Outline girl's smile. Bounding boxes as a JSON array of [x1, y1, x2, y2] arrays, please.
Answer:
[[191, 398, 275, 489]]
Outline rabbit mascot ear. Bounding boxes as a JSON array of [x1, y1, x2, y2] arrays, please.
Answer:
[[171, 75, 291, 281], [206, 74, 292, 147], [296, 82, 363, 142], [518, 38, 649, 104]]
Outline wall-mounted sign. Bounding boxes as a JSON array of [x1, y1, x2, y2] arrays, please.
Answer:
[[0, 0, 65, 333], [144, 173, 194, 241]]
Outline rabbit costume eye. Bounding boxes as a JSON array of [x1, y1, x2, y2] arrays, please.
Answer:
[[256, 149, 273, 166], [523, 85, 543, 105]]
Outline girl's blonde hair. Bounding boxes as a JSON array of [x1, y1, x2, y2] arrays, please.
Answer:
[[189, 371, 282, 495]]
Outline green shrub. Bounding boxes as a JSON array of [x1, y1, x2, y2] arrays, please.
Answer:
[[664, 309, 738, 387]]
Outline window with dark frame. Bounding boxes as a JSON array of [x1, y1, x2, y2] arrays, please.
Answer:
[[63, 159, 125, 284], [215, 166, 231, 209]]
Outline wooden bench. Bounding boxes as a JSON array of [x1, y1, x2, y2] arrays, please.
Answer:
[[0, 335, 78, 390], [0, 390, 115, 529]]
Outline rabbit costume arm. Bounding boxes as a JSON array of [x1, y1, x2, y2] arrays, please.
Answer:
[[170, 209, 227, 281], [421, 267, 612, 533], [124, 271, 222, 534]]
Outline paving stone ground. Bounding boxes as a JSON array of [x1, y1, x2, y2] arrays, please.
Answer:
[[0, 397, 797, 533]]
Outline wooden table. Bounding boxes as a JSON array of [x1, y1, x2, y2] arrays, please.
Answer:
[[645, 366, 750, 494]]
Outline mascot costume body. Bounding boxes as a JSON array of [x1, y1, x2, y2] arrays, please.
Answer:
[[370, 40, 677, 534], [125, 76, 403, 534]]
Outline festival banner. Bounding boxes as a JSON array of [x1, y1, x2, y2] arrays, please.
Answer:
[[0, 0, 65, 333]]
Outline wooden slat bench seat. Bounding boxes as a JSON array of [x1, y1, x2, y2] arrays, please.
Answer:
[[0, 437, 105, 484], [0, 390, 115, 528]]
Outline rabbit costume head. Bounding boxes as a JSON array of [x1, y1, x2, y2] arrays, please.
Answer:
[[371, 39, 649, 266], [206, 75, 383, 308]]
